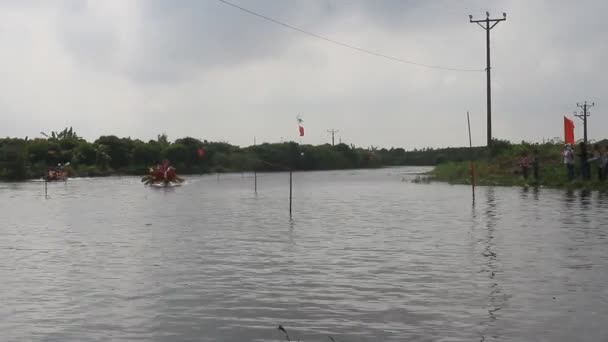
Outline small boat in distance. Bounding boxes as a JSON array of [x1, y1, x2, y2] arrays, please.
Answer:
[[141, 160, 184, 187], [44, 163, 68, 182]]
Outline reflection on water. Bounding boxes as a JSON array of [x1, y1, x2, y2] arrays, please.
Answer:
[[1, 168, 608, 342], [478, 187, 508, 341]]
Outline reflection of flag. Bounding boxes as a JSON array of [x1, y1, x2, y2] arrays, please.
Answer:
[[297, 116, 304, 137], [197, 147, 205, 158], [564, 116, 575, 145]]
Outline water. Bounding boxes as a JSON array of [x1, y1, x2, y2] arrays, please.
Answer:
[[1, 167, 607, 342]]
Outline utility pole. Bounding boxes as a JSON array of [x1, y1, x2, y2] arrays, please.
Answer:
[[327, 129, 339, 146], [470, 12, 506, 147], [575, 101, 595, 146]]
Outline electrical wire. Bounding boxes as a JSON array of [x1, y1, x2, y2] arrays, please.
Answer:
[[217, 0, 484, 72]]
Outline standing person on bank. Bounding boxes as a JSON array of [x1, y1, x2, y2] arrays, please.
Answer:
[[563, 144, 575, 181], [588, 144, 604, 181], [531, 148, 540, 184], [519, 152, 530, 181], [601, 145, 608, 181]]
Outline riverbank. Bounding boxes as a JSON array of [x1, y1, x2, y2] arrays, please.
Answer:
[[429, 142, 608, 190]]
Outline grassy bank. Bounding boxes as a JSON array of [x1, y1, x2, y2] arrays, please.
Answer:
[[430, 141, 608, 190]]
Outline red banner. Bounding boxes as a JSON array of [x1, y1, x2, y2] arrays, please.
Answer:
[[298, 125, 304, 137], [564, 116, 575, 145]]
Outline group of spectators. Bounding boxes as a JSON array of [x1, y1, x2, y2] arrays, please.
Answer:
[[518, 142, 608, 183]]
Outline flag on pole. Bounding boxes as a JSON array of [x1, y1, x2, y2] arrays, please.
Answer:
[[564, 116, 575, 145], [297, 115, 304, 137]]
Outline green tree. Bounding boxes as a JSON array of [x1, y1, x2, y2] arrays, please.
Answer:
[[72, 142, 97, 166], [94, 136, 134, 169], [0, 141, 28, 180], [133, 142, 161, 167], [174, 137, 203, 167], [162, 144, 189, 167]]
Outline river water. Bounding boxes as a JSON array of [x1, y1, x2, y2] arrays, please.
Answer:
[[1, 167, 607, 342]]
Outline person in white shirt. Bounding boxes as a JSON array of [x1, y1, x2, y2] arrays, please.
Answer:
[[562, 144, 575, 181]]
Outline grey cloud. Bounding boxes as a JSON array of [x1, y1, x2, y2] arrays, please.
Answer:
[[57, 0, 339, 83], [0, 0, 607, 148]]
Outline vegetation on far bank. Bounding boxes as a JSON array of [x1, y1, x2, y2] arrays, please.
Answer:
[[4, 128, 603, 190], [1, 127, 481, 181], [430, 139, 608, 189]]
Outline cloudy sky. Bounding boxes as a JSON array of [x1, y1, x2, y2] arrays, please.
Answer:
[[0, 0, 605, 149]]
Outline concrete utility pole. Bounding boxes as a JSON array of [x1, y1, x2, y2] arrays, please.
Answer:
[[470, 12, 507, 147], [575, 101, 595, 146], [327, 129, 339, 146]]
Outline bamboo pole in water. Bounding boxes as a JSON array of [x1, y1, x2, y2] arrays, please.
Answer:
[[289, 170, 293, 216], [467, 111, 476, 199]]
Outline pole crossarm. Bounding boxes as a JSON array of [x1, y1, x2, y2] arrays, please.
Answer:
[[470, 18, 505, 25]]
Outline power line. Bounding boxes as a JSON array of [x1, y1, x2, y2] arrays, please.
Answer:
[[217, 0, 484, 72]]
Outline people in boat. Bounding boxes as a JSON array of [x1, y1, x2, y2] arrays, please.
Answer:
[[166, 166, 177, 182], [153, 163, 164, 181], [145, 160, 182, 184], [45, 164, 67, 181]]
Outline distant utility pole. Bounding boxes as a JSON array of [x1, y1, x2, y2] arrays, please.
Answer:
[[575, 101, 595, 146], [327, 129, 339, 146], [469, 12, 507, 147]]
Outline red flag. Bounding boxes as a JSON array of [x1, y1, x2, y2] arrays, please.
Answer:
[[197, 147, 204, 158], [296, 115, 304, 137], [564, 116, 575, 145]]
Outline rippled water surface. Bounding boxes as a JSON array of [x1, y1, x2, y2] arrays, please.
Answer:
[[1, 167, 608, 341]]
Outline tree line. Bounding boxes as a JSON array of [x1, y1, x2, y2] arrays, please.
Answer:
[[0, 127, 493, 180]]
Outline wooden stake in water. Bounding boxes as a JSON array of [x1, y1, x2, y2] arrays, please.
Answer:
[[289, 170, 293, 216], [254, 136, 257, 194], [467, 111, 476, 199], [44, 180, 48, 198]]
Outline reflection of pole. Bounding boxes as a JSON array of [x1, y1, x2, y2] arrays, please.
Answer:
[[45, 180, 48, 198], [467, 111, 475, 199], [289, 170, 293, 216]]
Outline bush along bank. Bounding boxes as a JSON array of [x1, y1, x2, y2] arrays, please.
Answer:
[[430, 140, 608, 190]]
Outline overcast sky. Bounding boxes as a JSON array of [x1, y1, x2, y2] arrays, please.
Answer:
[[0, 0, 605, 149]]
